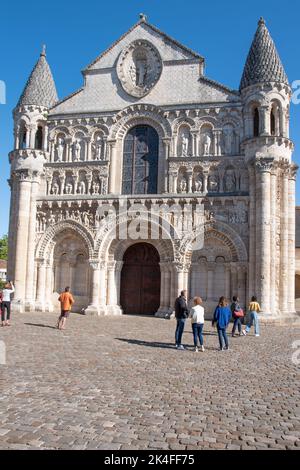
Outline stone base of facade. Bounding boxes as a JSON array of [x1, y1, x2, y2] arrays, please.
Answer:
[[106, 305, 123, 316], [11, 300, 25, 313], [259, 311, 300, 325]]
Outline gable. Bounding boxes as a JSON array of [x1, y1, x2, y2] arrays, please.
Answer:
[[85, 22, 204, 71]]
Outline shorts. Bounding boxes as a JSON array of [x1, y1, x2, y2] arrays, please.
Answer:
[[60, 310, 70, 318]]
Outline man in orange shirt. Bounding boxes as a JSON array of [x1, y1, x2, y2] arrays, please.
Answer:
[[57, 286, 75, 330]]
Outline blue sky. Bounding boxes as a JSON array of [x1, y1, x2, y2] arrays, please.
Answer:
[[1, 0, 300, 237]]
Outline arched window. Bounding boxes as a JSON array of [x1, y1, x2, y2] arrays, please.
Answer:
[[270, 109, 276, 136], [253, 108, 260, 137], [35, 126, 43, 149], [122, 125, 159, 195]]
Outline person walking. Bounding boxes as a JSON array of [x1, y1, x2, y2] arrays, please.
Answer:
[[174, 290, 189, 350], [212, 296, 232, 351], [1, 281, 15, 327], [243, 296, 261, 337], [189, 297, 205, 352], [56, 286, 74, 330], [230, 296, 244, 337]]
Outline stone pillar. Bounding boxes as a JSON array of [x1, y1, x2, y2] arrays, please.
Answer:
[[237, 264, 246, 310], [12, 170, 32, 311], [43, 126, 49, 152], [230, 264, 238, 299], [279, 164, 289, 314], [45, 262, 53, 312], [288, 164, 297, 314], [25, 174, 40, 311], [247, 164, 256, 301], [255, 158, 273, 315], [35, 260, 46, 311], [259, 105, 270, 136], [203, 172, 208, 193], [162, 138, 171, 193], [85, 261, 100, 315], [108, 140, 117, 194], [213, 130, 222, 156], [106, 261, 122, 315], [269, 166, 278, 315]]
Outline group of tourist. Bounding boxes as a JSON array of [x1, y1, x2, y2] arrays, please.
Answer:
[[0, 282, 261, 349], [175, 290, 261, 351]]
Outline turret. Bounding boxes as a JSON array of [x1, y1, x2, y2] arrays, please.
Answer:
[[240, 17, 291, 146], [8, 46, 58, 312]]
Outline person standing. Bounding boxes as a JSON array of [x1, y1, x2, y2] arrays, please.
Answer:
[[230, 296, 244, 337], [174, 290, 189, 350], [243, 296, 261, 337], [212, 296, 232, 351], [1, 281, 15, 327], [57, 286, 74, 330], [189, 297, 205, 352]]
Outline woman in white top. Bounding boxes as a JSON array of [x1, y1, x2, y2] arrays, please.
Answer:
[[189, 297, 205, 352], [1, 281, 14, 327]]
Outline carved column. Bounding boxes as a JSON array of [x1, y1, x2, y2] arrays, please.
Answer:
[[25, 172, 40, 311], [269, 165, 277, 315], [225, 264, 231, 300], [230, 263, 238, 300], [255, 158, 273, 315], [280, 163, 289, 314], [187, 170, 193, 193], [108, 140, 117, 194], [162, 138, 171, 193], [207, 263, 215, 301], [288, 164, 297, 313], [106, 261, 122, 315], [43, 126, 49, 152], [248, 163, 256, 302], [12, 170, 33, 311], [259, 105, 270, 136], [203, 172, 208, 193], [85, 261, 100, 315], [35, 260, 46, 311]]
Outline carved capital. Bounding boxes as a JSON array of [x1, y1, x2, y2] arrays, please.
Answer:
[[255, 157, 275, 173]]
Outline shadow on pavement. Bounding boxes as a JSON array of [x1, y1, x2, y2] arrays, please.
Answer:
[[24, 323, 58, 330]]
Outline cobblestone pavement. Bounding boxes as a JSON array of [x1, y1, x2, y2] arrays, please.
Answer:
[[0, 312, 299, 450]]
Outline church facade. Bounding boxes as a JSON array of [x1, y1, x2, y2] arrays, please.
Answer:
[[7, 15, 298, 322]]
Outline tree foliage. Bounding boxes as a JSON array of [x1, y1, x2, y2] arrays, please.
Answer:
[[0, 235, 8, 260]]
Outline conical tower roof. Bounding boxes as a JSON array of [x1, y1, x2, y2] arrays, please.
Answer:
[[17, 46, 58, 108], [240, 18, 288, 91]]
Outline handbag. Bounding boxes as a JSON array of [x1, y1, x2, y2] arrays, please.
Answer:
[[234, 309, 244, 318]]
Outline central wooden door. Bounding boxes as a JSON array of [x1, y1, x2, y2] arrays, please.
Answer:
[[120, 243, 161, 315]]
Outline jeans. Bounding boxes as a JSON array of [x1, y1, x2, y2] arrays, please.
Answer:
[[175, 318, 186, 346], [217, 327, 228, 349], [232, 317, 242, 335], [245, 311, 260, 335], [192, 323, 204, 347], [1, 301, 11, 322]]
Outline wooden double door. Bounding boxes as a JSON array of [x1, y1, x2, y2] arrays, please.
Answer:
[[120, 243, 161, 315]]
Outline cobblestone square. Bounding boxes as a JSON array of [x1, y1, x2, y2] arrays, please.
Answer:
[[0, 312, 299, 450]]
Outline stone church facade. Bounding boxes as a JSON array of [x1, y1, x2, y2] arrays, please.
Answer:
[[7, 15, 298, 322]]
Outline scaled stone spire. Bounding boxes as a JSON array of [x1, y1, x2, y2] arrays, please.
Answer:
[[17, 45, 58, 108], [240, 17, 289, 91]]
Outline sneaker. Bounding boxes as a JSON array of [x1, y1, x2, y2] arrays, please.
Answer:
[[255, 334, 260, 337], [224, 346, 229, 350], [242, 330, 247, 336], [178, 345, 185, 350], [239, 333, 243, 336], [219, 347, 224, 351], [201, 345, 205, 352], [194, 347, 199, 352], [175, 344, 178, 349]]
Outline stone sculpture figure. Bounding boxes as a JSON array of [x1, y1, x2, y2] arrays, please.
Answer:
[[94, 136, 103, 160], [51, 180, 59, 195], [179, 178, 187, 193], [224, 128, 234, 154], [208, 175, 218, 192], [92, 181, 100, 195], [56, 137, 65, 162], [77, 180, 86, 195], [203, 134, 212, 156], [136, 59, 147, 86], [73, 140, 82, 162], [194, 178, 203, 193], [65, 182, 73, 195], [225, 172, 236, 192], [181, 133, 189, 157]]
